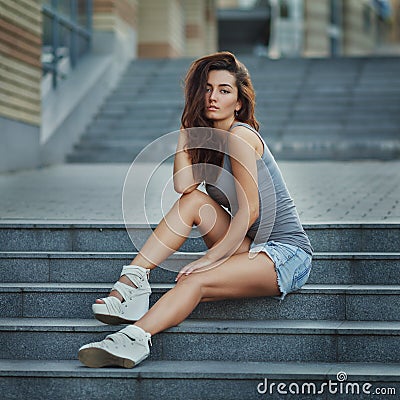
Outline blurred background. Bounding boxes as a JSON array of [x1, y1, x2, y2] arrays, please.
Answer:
[[1, 0, 400, 172]]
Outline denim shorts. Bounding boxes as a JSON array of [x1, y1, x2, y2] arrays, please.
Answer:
[[249, 240, 312, 301]]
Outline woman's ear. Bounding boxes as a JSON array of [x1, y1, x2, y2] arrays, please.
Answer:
[[235, 100, 242, 113]]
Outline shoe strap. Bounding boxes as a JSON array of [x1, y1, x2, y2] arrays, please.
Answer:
[[120, 265, 150, 288], [118, 325, 152, 346], [111, 281, 143, 302], [98, 295, 122, 314]]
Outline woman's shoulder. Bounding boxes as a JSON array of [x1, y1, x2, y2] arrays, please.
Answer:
[[229, 123, 264, 158]]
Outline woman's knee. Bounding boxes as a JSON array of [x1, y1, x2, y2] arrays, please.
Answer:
[[179, 189, 213, 225], [176, 273, 205, 296], [179, 189, 207, 206]]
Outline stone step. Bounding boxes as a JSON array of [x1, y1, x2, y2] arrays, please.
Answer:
[[83, 127, 171, 138], [273, 142, 400, 161], [104, 93, 399, 106], [0, 222, 398, 252], [109, 85, 400, 99], [66, 150, 139, 163], [68, 56, 400, 162], [84, 116, 399, 133], [89, 115, 400, 130], [1, 319, 400, 363], [72, 140, 153, 152], [90, 114, 399, 130], [77, 137, 158, 147], [2, 283, 399, 321], [93, 109, 179, 122], [0, 251, 399, 285], [78, 129, 398, 150], [1, 359, 398, 400], [101, 93, 399, 109], [283, 125, 400, 134]]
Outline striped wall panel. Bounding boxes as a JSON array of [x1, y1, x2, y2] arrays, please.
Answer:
[[0, 0, 41, 125]]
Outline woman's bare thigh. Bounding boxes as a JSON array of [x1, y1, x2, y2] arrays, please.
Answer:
[[192, 190, 252, 255]]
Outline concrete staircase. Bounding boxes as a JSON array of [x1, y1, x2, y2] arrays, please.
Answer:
[[67, 56, 400, 162], [0, 222, 399, 399]]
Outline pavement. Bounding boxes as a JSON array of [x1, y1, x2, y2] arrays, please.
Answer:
[[0, 160, 399, 224]]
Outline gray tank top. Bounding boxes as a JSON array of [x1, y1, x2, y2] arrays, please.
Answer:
[[205, 122, 313, 255]]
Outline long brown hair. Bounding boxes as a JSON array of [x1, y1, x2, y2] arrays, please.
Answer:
[[181, 51, 259, 182]]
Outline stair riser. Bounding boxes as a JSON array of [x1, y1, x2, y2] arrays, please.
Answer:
[[1, 226, 399, 252], [274, 148, 400, 162], [2, 376, 398, 400], [2, 291, 399, 321], [69, 147, 400, 163], [1, 255, 399, 285], [1, 330, 398, 363]]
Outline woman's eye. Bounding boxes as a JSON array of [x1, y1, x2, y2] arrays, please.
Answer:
[[221, 90, 230, 94]]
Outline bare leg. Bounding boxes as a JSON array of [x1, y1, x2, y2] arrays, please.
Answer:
[[135, 251, 280, 335], [98, 189, 250, 303]]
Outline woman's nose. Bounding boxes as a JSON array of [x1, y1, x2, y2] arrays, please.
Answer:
[[209, 89, 217, 101]]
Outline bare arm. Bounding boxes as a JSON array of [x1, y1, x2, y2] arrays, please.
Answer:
[[204, 127, 260, 262], [173, 129, 200, 194], [175, 127, 261, 280]]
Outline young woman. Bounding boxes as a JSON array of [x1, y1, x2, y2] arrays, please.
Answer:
[[78, 52, 313, 368]]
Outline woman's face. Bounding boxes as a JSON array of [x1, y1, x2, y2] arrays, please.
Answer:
[[205, 69, 241, 128]]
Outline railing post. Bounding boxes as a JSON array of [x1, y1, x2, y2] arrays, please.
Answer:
[[87, 0, 93, 50], [51, 0, 59, 88], [70, 0, 77, 68]]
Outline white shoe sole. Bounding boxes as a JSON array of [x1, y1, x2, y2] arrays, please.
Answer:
[[92, 312, 137, 325], [78, 347, 149, 369]]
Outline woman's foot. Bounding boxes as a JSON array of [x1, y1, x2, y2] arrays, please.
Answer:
[[78, 325, 152, 368], [92, 265, 152, 325]]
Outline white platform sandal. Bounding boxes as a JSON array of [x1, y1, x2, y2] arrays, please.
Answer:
[[78, 325, 152, 368], [92, 265, 151, 325]]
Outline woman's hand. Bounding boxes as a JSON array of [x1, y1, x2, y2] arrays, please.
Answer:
[[175, 255, 224, 282]]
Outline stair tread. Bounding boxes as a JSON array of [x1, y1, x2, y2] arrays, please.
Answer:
[[1, 359, 399, 380], [1, 251, 399, 258], [1, 220, 399, 227], [1, 318, 400, 333], [2, 282, 400, 293]]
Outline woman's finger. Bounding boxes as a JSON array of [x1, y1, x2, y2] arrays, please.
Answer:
[[175, 264, 192, 281]]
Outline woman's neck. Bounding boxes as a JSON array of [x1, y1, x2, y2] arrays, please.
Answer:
[[213, 117, 236, 132]]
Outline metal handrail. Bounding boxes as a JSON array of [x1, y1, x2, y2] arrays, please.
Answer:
[[42, 0, 92, 88]]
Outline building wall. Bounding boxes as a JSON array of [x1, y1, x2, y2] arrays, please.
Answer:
[[389, 0, 400, 43], [184, 0, 217, 57], [137, 0, 217, 58], [93, 0, 138, 59], [0, 0, 41, 172], [138, 0, 184, 57], [342, 0, 376, 55], [184, 0, 206, 57], [272, 0, 303, 57], [0, 0, 41, 126], [377, 0, 400, 54], [205, 0, 218, 55], [218, 0, 240, 7], [303, 0, 330, 57], [93, 0, 137, 30]]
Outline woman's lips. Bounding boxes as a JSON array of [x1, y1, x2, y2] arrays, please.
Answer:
[[207, 106, 219, 111]]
